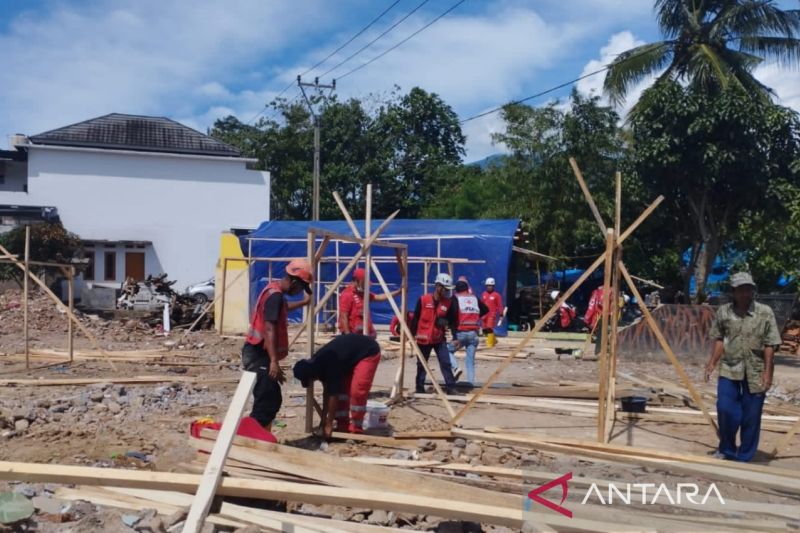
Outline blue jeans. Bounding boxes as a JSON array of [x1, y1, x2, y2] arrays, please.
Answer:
[[716, 376, 765, 462], [448, 330, 479, 384], [416, 342, 456, 391]]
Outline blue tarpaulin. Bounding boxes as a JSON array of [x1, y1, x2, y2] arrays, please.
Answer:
[[241, 219, 519, 335]]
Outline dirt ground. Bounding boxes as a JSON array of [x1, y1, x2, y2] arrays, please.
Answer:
[[0, 290, 799, 532]]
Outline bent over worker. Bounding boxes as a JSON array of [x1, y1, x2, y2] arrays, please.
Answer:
[[704, 272, 781, 462], [411, 273, 458, 394], [293, 333, 381, 438], [242, 259, 312, 430], [339, 267, 400, 337]]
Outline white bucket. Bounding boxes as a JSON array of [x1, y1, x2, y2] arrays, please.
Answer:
[[363, 400, 390, 430]]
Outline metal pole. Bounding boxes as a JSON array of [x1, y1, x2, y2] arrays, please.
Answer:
[[23, 225, 30, 370]]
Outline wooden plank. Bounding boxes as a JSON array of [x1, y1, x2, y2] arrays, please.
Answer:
[[392, 430, 452, 439], [0, 375, 238, 387], [306, 229, 316, 434], [619, 262, 718, 435], [23, 225, 30, 369], [771, 416, 800, 457], [194, 430, 519, 509], [183, 371, 256, 533], [452, 429, 800, 492]]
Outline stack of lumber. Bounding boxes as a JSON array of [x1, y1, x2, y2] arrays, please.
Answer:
[[1, 348, 198, 363], [0, 375, 239, 387]]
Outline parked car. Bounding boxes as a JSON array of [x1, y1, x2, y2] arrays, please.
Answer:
[[186, 277, 214, 304]]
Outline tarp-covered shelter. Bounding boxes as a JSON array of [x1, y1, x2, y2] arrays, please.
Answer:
[[241, 219, 519, 335]]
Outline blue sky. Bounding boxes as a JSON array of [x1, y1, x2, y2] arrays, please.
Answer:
[[1, 0, 799, 161]]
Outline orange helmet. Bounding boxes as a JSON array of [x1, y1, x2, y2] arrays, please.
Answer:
[[286, 258, 313, 287]]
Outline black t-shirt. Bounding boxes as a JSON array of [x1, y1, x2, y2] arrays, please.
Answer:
[[311, 334, 380, 394], [262, 292, 284, 322]]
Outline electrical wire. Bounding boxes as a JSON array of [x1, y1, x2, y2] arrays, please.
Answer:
[[337, 0, 467, 81], [318, 0, 432, 79]]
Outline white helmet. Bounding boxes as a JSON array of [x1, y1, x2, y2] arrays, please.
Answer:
[[435, 273, 454, 289], [550, 290, 560, 301], [485, 277, 496, 286]]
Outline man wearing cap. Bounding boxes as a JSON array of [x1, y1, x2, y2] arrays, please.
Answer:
[[448, 278, 490, 385], [293, 334, 381, 439], [339, 267, 400, 337], [704, 272, 781, 462], [242, 259, 313, 431], [481, 277, 504, 348], [411, 273, 459, 394], [550, 290, 578, 331]]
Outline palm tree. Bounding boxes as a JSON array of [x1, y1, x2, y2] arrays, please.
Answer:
[[604, 0, 800, 106]]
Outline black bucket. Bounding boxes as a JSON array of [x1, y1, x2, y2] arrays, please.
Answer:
[[620, 396, 648, 413]]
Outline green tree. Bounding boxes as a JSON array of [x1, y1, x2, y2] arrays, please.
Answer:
[[210, 87, 466, 220], [604, 0, 800, 108], [629, 80, 800, 297], [0, 223, 83, 284]]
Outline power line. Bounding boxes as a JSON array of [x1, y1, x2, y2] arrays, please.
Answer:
[[303, 0, 403, 77], [338, 0, 467, 81], [319, 0, 432, 79], [460, 46, 658, 123]]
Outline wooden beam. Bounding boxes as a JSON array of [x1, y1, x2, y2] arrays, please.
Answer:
[[313, 236, 331, 265], [364, 183, 372, 338], [618, 196, 664, 243], [618, 262, 718, 435], [370, 260, 455, 418], [569, 157, 607, 235], [597, 229, 614, 442], [183, 371, 256, 533], [68, 266, 74, 363], [23, 225, 30, 370], [771, 416, 800, 457], [332, 191, 362, 239], [306, 229, 316, 434]]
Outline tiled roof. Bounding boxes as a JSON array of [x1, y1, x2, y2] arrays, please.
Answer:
[[29, 113, 241, 157]]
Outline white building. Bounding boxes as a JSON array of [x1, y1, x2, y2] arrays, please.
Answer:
[[0, 113, 269, 291]]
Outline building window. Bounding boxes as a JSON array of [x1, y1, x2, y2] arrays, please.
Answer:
[[104, 252, 116, 281], [84, 251, 95, 281]]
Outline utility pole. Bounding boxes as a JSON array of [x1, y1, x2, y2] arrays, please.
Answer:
[[298, 76, 335, 221]]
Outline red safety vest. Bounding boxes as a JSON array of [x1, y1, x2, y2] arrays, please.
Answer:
[[481, 290, 503, 329], [245, 282, 289, 360], [339, 285, 376, 337], [559, 304, 577, 329], [415, 293, 451, 345], [455, 292, 481, 331]]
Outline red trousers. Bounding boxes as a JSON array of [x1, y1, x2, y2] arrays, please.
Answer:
[[335, 353, 380, 433]]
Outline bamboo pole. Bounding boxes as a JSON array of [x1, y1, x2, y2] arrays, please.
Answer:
[[332, 191, 361, 241], [23, 226, 30, 370], [390, 248, 409, 400], [219, 258, 229, 336], [597, 229, 614, 442], [605, 245, 622, 443], [569, 158, 608, 234], [370, 260, 455, 418]]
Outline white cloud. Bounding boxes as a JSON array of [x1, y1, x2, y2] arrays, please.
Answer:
[[755, 63, 800, 113], [462, 112, 509, 163]]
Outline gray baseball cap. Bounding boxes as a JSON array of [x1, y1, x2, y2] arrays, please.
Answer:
[[730, 272, 756, 288]]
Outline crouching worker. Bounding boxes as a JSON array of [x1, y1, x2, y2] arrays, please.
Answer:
[[293, 333, 381, 439]]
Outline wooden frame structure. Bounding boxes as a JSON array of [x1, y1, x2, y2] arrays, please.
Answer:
[[446, 158, 719, 444], [0, 232, 83, 370]]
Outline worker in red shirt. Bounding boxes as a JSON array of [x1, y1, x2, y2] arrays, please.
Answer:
[[448, 279, 490, 385], [339, 267, 400, 337], [411, 273, 458, 394], [242, 258, 312, 431], [293, 334, 381, 439], [481, 277, 504, 347]]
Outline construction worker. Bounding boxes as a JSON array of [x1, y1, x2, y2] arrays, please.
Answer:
[[550, 290, 578, 331], [448, 279, 490, 385], [293, 333, 381, 439], [481, 277, 503, 348], [339, 267, 400, 337], [242, 258, 313, 431], [457, 275, 474, 294], [411, 273, 458, 394], [704, 272, 781, 462]]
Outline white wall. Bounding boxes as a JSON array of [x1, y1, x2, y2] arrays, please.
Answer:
[[0, 145, 269, 289]]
